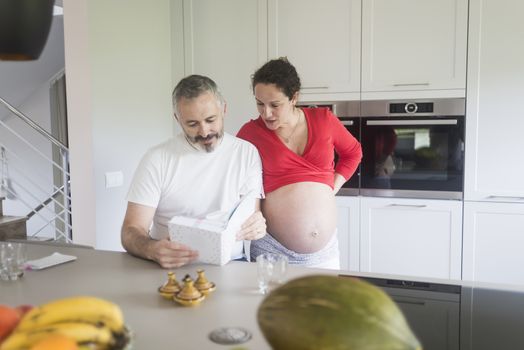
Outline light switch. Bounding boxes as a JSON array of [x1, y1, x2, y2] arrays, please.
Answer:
[[105, 171, 123, 188]]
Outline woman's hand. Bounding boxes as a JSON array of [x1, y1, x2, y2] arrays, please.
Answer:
[[236, 211, 267, 241], [333, 173, 347, 194]]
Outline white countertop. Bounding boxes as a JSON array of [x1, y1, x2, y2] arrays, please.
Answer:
[[2, 242, 523, 349], [1, 243, 326, 349]]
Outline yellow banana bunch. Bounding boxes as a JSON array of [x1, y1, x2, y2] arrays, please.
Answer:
[[0, 296, 128, 350], [0, 322, 113, 350], [16, 296, 124, 333]]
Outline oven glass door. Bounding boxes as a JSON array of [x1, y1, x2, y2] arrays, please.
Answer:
[[360, 117, 464, 195]]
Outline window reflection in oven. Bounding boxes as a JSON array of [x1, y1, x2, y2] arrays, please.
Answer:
[[361, 117, 464, 193]]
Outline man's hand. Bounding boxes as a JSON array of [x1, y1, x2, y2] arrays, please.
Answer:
[[121, 202, 198, 269], [236, 210, 266, 241], [149, 239, 198, 269]]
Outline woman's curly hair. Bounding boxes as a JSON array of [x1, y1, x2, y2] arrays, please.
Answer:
[[251, 57, 301, 100]]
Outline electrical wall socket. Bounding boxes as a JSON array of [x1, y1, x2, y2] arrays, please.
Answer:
[[105, 171, 123, 188]]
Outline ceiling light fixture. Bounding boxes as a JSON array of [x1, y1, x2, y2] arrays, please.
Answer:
[[0, 0, 55, 61]]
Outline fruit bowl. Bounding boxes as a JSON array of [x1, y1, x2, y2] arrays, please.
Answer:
[[0, 297, 133, 350], [112, 326, 133, 350]]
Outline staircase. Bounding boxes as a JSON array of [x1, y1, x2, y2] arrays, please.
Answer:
[[0, 195, 28, 240], [1, 91, 72, 243]]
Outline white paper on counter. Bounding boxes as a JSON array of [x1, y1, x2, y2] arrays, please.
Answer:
[[168, 194, 257, 265], [24, 252, 77, 270]]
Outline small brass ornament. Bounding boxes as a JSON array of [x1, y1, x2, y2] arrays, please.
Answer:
[[173, 274, 205, 306], [194, 269, 216, 296], [158, 271, 182, 299]]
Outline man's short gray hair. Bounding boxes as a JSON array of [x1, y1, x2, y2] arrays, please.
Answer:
[[172, 75, 225, 115]]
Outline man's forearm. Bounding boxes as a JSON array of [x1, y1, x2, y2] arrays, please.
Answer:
[[121, 226, 155, 261]]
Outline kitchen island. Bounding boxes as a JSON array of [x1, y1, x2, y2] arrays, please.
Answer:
[[2, 243, 524, 350], [1, 243, 320, 349]]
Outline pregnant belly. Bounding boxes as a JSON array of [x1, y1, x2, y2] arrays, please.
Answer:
[[262, 182, 337, 254]]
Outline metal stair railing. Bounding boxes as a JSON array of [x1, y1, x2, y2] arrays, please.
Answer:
[[2, 171, 73, 240], [0, 144, 71, 217], [0, 95, 72, 242], [0, 177, 72, 242], [27, 184, 68, 220], [0, 148, 71, 215]]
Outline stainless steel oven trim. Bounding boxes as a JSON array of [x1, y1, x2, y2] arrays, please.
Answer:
[[366, 119, 458, 126], [360, 189, 463, 200], [361, 98, 465, 117], [297, 100, 360, 117], [337, 188, 360, 196]]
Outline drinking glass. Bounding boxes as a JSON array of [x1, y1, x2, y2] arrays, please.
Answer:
[[256, 253, 288, 294], [0, 242, 27, 281]]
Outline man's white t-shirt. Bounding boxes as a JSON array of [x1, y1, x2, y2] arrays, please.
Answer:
[[127, 132, 263, 242]]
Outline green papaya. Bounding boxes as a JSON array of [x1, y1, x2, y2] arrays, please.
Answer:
[[257, 275, 422, 350]]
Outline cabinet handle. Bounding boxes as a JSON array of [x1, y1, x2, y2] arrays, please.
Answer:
[[341, 120, 354, 126], [388, 204, 427, 208], [392, 83, 430, 87], [367, 120, 458, 126], [486, 195, 524, 201], [301, 86, 329, 89], [393, 299, 426, 306]]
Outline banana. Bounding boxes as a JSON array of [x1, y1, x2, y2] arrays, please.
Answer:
[[0, 322, 114, 350], [15, 296, 124, 333]]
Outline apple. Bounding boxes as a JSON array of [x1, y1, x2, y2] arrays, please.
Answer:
[[15, 304, 34, 318], [0, 305, 20, 342]]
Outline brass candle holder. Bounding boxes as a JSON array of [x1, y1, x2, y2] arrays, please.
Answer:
[[173, 274, 205, 307], [194, 269, 216, 296], [158, 271, 181, 299], [158, 269, 216, 306]]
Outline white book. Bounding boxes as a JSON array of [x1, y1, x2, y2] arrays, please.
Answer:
[[168, 194, 256, 266]]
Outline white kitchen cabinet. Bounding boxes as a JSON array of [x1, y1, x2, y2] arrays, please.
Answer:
[[361, 0, 468, 99], [267, 0, 361, 101], [360, 197, 462, 280], [464, 0, 524, 202], [335, 196, 360, 271], [463, 201, 524, 286], [181, 0, 267, 133]]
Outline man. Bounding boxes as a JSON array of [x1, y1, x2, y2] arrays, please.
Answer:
[[121, 75, 266, 268]]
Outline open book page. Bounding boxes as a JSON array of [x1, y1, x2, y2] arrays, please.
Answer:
[[168, 193, 257, 265]]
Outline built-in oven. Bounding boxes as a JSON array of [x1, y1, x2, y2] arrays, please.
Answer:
[[360, 99, 465, 200], [298, 101, 360, 196]]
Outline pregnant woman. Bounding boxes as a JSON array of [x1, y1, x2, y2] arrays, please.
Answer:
[[237, 57, 362, 269]]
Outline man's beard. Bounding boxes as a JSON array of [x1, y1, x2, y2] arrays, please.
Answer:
[[186, 129, 224, 153]]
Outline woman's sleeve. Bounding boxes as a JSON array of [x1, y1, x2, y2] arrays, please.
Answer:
[[329, 111, 362, 180]]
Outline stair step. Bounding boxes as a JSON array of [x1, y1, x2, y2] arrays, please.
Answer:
[[0, 215, 27, 241], [0, 215, 26, 225]]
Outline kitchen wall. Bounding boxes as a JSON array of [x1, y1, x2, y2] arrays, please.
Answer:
[[63, 0, 174, 249]]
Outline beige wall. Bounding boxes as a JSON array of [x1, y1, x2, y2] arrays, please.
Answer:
[[64, 1, 174, 250]]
